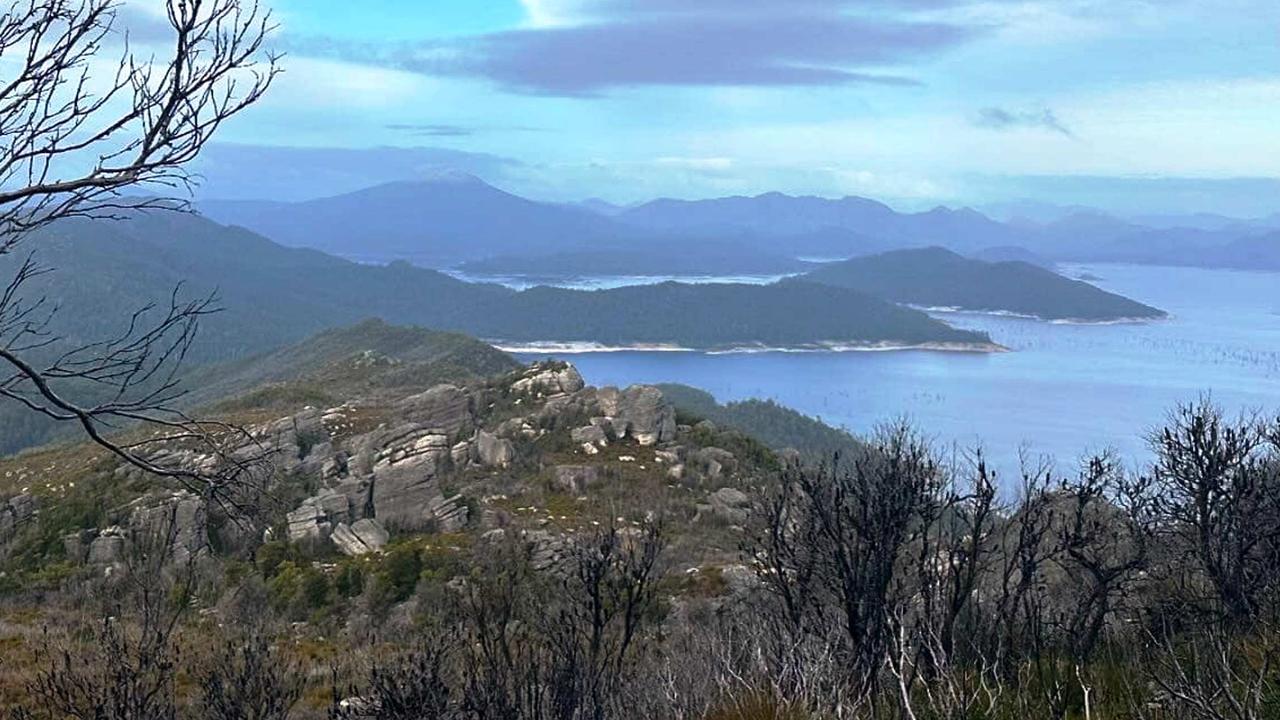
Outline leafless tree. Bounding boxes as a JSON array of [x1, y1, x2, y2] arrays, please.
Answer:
[[449, 522, 665, 720], [1054, 454, 1153, 664], [749, 422, 947, 708], [329, 635, 461, 720], [885, 451, 1005, 720], [1133, 618, 1280, 720], [1149, 400, 1280, 621], [199, 627, 303, 720], [0, 0, 278, 505]]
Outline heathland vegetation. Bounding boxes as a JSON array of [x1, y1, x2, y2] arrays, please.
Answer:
[[1, 327, 1278, 720]]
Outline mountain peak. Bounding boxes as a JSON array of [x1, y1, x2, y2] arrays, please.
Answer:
[[419, 168, 486, 185]]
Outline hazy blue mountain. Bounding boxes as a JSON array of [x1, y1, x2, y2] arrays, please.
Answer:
[[572, 198, 631, 216], [1103, 231, 1280, 271], [1030, 212, 1143, 258], [802, 247, 1165, 321], [1067, 227, 1244, 264], [620, 192, 1027, 252], [1129, 212, 1260, 232], [200, 175, 632, 267], [1216, 233, 1280, 269], [979, 200, 1099, 224], [196, 175, 1274, 276], [191, 143, 523, 202], [621, 192, 900, 236]]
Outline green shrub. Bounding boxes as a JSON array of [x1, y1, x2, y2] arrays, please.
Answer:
[[334, 562, 365, 598], [267, 561, 331, 619]]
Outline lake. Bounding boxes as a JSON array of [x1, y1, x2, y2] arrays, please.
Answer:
[[512, 264, 1280, 479]]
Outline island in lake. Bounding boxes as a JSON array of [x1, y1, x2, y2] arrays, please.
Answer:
[[801, 247, 1166, 322]]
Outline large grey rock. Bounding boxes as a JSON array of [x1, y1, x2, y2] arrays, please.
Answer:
[[371, 461, 440, 531], [88, 527, 127, 566], [571, 425, 608, 447], [552, 465, 599, 494], [374, 424, 452, 472], [287, 503, 331, 543], [396, 385, 473, 439], [596, 387, 622, 416], [7, 493, 35, 522], [332, 519, 389, 556], [694, 447, 737, 481], [370, 425, 453, 529], [475, 431, 515, 467], [709, 488, 751, 524], [700, 447, 737, 469], [0, 493, 36, 541], [286, 489, 352, 543], [617, 386, 677, 446], [63, 530, 93, 564], [260, 407, 330, 473], [128, 491, 208, 563], [336, 478, 374, 520]]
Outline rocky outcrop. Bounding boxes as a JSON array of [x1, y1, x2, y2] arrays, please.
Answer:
[[511, 363, 585, 399], [332, 519, 389, 556], [709, 487, 751, 524], [48, 363, 694, 568], [427, 495, 469, 533], [254, 407, 332, 476], [127, 491, 209, 564]]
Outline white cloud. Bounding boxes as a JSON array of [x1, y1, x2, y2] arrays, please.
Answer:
[[268, 56, 431, 110], [654, 156, 735, 171], [518, 0, 593, 27]]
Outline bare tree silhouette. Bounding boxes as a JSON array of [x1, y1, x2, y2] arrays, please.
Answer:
[[0, 0, 278, 504]]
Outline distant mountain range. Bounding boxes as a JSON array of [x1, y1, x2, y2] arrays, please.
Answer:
[[201, 176, 1278, 277], [802, 248, 1165, 322], [618, 192, 1024, 253]]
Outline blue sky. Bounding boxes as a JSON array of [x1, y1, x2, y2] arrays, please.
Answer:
[[135, 1, 1280, 214]]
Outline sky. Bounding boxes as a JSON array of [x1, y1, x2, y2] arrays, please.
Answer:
[[129, 0, 1280, 215]]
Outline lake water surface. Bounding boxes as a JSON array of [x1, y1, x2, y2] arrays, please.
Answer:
[[514, 264, 1280, 478]]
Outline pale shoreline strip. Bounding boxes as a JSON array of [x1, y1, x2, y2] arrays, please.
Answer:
[[493, 340, 1009, 355]]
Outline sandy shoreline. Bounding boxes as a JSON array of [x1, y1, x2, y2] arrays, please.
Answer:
[[493, 340, 1009, 355], [912, 305, 1167, 325]]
